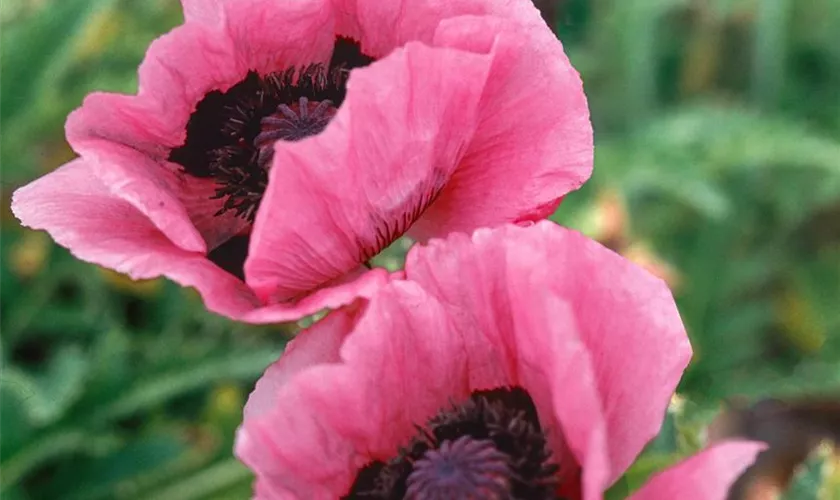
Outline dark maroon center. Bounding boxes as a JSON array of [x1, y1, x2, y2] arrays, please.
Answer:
[[344, 387, 563, 499], [167, 38, 374, 279], [169, 37, 373, 223]]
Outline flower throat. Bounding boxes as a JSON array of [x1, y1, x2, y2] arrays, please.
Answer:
[[345, 387, 564, 499], [169, 37, 374, 222]]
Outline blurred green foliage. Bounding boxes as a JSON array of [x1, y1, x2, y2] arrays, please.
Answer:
[[1, 0, 839, 498]]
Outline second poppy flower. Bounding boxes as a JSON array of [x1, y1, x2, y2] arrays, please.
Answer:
[[236, 222, 762, 498]]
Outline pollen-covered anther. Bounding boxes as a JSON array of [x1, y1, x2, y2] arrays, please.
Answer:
[[406, 436, 511, 500], [254, 97, 337, 168]]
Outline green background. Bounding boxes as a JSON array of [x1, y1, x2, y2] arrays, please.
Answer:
[[2, 0, 839, 498]]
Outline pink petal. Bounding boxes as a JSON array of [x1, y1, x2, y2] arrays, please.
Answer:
[[401, 227, 608, 496], [333, 1, 592, 239], [236, 282, 469, 497], [66, 140, 208, 254], [333, 0, 548, 58], [11, 160, 260, 319], [180, 0, 229, 24], [238, 222, 687, 497], [66, 0, 336, 255], [405, 221, 689, 489], [177, 176, 251, 251], [241, 267, 391, 324], [244, 41, 492, 303], [242, 305, 362, 420], [67, 22, 239, 155], [11, 160, 384, 324], [409, 15, 592, 239], [65, 22, 243, 253], [629, 441, 766, 500], [219, 0, 335, 75], [135, 0, 333, 138]]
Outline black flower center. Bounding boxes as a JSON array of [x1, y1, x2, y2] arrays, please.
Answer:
[[345, 387, 562, 500], [169, 37, 374, 222]]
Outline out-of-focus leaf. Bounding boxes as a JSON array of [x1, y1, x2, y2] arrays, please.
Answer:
[[88, 349, 278, 423], [751, 0, 791, 107], [0, 429, 120, 491], [0, 385, 34, 458], [604, 476, 631, 500], [42, 435, 188, 500], [138, 459, 253, 500], [2, 346, 88, 426], [0, 0, 116, 122], [782, 448, 828, 500]]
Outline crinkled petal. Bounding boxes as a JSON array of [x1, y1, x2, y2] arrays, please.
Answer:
[[67, 107, 208, 253], [244, 41, 492, 303], [333, 0, 548, 58], [178, 176, 252, 251], [629, 441, 766, 500], [220, 0, 335, 75], [236, 282, 468, 497], [68, 22, 240, 155], [409, 15, 592, 239], [241, 267, 391, 324], [402, 227, 607, 496], [405, 221, 689, 490], [134, 0, 333, 145], [65, 21, 242, 253], [332, 1, 592, 240], [66, 0, 336, 254], [11, 160, 260, 319], [238, 222, 684, 498], [180, 0, 229, 25], [243, 305, 362, 420]]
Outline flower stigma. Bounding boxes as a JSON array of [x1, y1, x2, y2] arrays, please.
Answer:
[[345, 387, 562, 499]]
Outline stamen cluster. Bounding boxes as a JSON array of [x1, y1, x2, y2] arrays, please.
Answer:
[[169, 38, 372, 221], [345, 387, 561, 499]]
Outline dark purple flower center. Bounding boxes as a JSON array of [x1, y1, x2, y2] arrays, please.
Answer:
[[406, 436, 511, 499], [253, 97, 337, 168], [345, 387, 563, 500], [169, 37, 373, 222], [167, 38, 373, 279]]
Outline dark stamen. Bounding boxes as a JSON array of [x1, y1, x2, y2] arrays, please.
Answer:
[[166, 37, 374, 278], [168, 37, 373, 224], [254, 97, 336, 168], [345, 387, 561, 499]]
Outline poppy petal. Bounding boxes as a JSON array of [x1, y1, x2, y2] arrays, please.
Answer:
[[244, 41, 492, 303], [629, 441, 765, 500], [237, 282, 467, 497], [405, 222, 689, 487], [11, 159, 260, 318], [409, 15, 591, 239]]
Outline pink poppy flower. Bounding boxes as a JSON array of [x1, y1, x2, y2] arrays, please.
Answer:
[[11, 0, 591, 322], [235, 221, 764, 499]]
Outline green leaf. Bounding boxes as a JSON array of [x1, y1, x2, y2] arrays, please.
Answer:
[[605, 476, 631, 500], [88, 349, 278, 423], [2, 346, 88, 426], [783, 449, 828, 500], [138, 459, 253, 500], [45, 434, 188, 500], [0, 0, 115, 122], [0, 429, 119, 491]]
